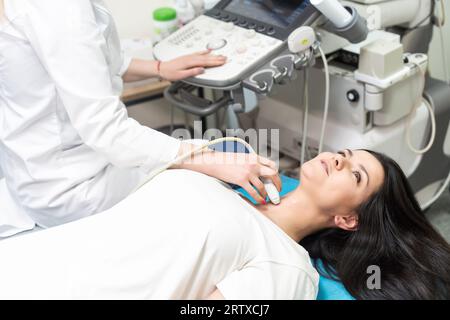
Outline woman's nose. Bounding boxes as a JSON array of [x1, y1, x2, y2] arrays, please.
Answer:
[[334, 155, 345, 171]]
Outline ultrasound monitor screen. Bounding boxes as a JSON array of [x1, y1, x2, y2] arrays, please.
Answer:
[[225, 0, 310, 28]]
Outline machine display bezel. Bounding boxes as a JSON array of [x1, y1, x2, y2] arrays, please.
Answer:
[[205, 0, 318, 40]]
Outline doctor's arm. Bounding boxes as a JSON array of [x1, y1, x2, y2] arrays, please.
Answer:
[[173, 144, 282, 204], [122, 51, 227, 83]]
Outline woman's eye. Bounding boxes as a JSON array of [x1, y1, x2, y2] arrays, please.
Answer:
[[353, 171, 362, 184]]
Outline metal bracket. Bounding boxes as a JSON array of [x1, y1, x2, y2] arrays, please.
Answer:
[[271, 55, 296, 85], [243, 69, 276, 95]]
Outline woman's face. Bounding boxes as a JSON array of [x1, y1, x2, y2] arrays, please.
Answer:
[[300, 150, 385, 223]]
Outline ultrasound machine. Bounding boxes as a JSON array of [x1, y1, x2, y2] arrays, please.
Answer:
[[154, 0, 450, 217]]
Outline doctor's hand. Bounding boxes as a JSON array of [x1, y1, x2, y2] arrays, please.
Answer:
[[174, 147, 282, 204], [211, 153, 283, 205], [159, 50, 227, 81]]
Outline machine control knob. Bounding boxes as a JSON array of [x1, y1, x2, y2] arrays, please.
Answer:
[[347, 90, 360, 103], [256, 25, 266, 33], [207, 39, 227, 51], [238, 20, 248, 27]]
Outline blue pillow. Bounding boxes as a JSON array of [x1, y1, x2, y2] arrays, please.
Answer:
[[235, 175, 355, 300], [314, 260, 355, 300]]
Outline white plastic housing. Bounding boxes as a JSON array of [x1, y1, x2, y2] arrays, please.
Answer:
[[310, 0, 353, 28], [288, 26, 316, 54]]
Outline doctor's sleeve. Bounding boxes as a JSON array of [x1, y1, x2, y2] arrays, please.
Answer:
[[22, 0, 180, 169], [217, 262, 318, 300], [119, 52, 133, 78]]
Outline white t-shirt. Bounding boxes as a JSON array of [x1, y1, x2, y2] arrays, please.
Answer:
[[0, 170, 319, 300]]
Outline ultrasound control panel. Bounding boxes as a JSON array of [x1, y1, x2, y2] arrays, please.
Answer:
[[153, 0, 317, 88]]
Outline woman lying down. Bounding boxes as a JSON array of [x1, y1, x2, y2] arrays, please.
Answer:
[[0, 150, 449, 300]]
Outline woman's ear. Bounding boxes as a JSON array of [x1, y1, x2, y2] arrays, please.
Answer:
[[334, 214, 359, 231]]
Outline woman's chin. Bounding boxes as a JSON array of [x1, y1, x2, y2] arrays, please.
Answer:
[[300, 162, 319, 182], [301, 166, 328, 195]]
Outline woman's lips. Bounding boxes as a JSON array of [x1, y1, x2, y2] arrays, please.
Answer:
[[321, 160, 329, 176]]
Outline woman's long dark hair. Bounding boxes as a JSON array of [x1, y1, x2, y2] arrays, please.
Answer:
[[301, 150, 450, 299]]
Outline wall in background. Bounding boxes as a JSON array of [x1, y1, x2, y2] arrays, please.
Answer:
[[104, 0, 172, 39]]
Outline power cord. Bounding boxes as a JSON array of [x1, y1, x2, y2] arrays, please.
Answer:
[[301, 69, 310, 166], [405, 62, 437, 155], [298, 45, 330, 165], [318, 46, 330, 154]]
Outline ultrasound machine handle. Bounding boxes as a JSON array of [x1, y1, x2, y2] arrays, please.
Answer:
[[164, 82, 232, 117]]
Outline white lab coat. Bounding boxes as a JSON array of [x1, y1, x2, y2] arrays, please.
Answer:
[[0, 0, 181, 235]]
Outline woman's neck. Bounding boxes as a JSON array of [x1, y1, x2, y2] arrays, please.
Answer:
[[256, 188, 333, 243]]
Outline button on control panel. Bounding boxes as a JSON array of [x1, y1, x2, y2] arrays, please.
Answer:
[[207, 39, 227, 51]]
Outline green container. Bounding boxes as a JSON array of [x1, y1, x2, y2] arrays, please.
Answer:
[[153, 7, 177, 22], [153, 7, 178, 41]]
